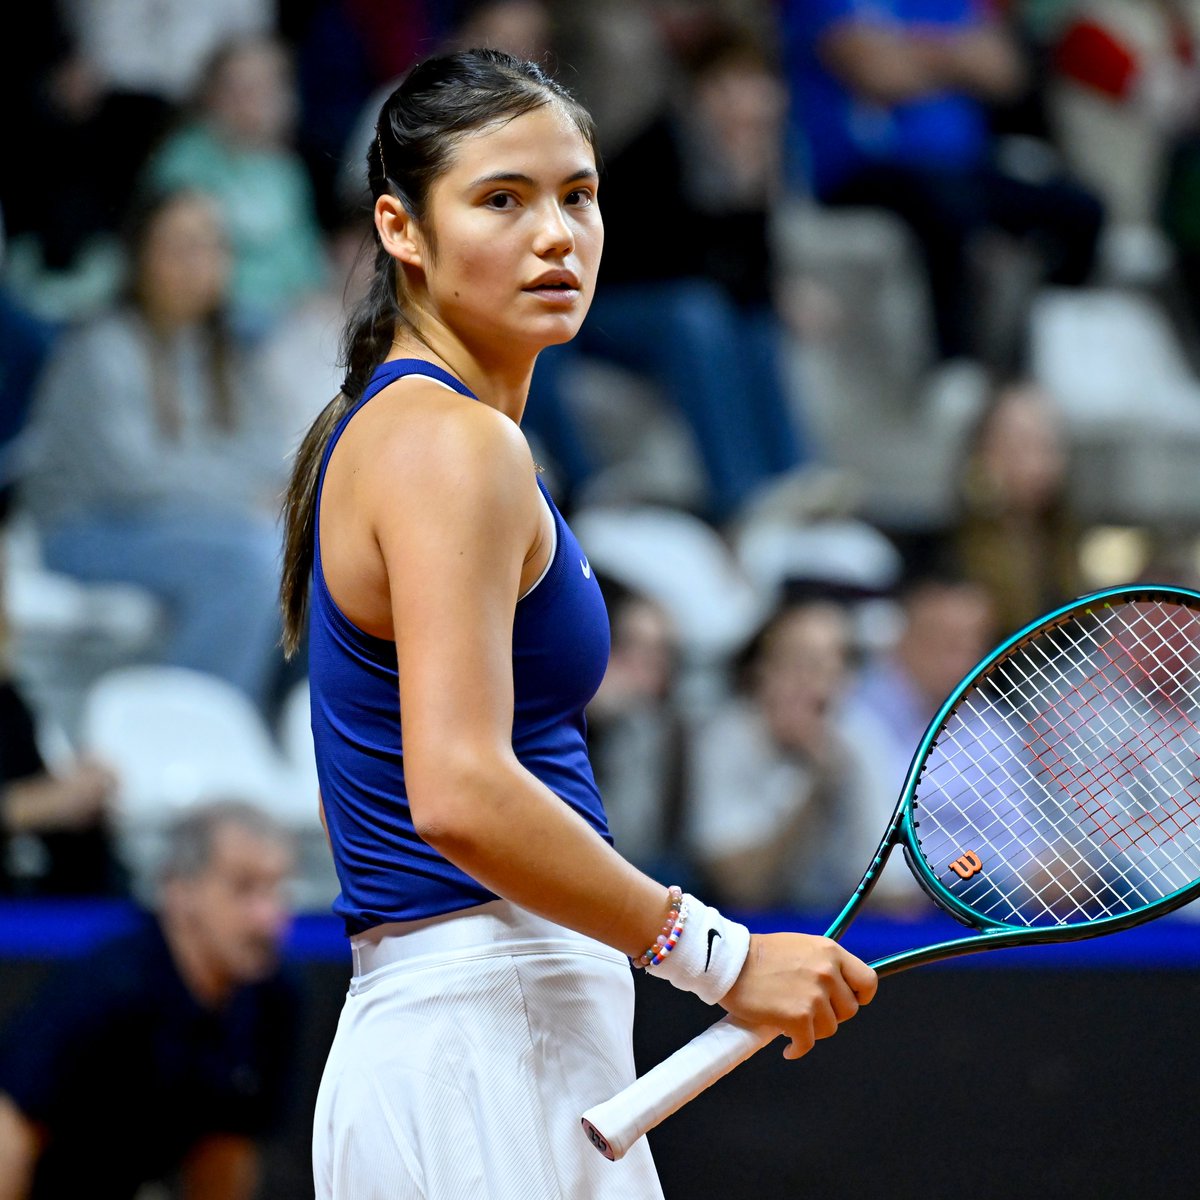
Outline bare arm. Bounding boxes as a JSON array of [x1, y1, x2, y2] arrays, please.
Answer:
[[931, 24, 1027, 101], [366, 401, 876, 1052], [0, 1095, 40, 1200], [819, 19, 1024, 106], [0, 761, 116, 834], [373, 403, 664, 958], [180, 1134, 260, 1200]]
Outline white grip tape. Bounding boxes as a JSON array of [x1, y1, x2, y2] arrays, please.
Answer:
[[580, 1016, 777, 1160]]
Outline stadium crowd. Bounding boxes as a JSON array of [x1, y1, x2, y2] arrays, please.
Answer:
[[6, 0, 1200, 1195], [3, 0, 1200, 898], [4, 0, 1200, 910]]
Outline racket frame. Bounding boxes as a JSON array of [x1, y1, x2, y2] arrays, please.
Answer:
[[824, 582, 1200, 978]]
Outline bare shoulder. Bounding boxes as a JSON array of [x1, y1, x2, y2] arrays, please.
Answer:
[[345, 375, 538, 529]]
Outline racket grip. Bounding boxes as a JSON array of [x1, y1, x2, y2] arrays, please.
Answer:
[[580, 1015, 777, 1161]]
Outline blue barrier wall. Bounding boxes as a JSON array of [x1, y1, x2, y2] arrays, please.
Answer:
[[2, 902, 1198, 1198]]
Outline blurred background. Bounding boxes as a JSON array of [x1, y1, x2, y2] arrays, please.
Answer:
[[2, 1, 1200, 1197]]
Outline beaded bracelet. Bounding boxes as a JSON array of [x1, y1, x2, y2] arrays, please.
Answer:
[[633, 885, 685, 969], [648, 902, 687, 967]]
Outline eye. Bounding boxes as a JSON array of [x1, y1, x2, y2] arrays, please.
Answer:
[[564, 188, 595, 207], [484, 192, 518, 210]]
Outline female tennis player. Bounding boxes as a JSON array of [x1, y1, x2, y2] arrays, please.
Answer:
[[279, 48, 878, 1199]]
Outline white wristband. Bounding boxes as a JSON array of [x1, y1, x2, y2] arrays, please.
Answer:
[[645, 894, 750, 1005]]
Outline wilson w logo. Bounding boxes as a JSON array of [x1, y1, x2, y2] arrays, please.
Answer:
[[949, 850, 983, 880]]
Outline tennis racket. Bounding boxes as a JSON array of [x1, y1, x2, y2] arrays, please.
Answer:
[[582, 583, 1200, 1161]]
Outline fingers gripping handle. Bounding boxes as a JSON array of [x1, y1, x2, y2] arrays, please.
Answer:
[[580, 1016, 777, 1160]]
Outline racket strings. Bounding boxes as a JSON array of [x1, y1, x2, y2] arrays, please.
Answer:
[[1070, 608, 1200, 878], [985, 606, 1200, 912], [912, 599, 1200, 927], [1025, 633, 1198, 859], [997, 609, 1200, 912], [928, 688, 1140, 925]]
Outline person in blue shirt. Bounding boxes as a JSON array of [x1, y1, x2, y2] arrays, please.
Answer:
[[277, 46, 878, 1200], [781, 0, 1105, 363]]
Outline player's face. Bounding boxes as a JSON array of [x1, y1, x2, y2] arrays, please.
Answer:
[[180, 824, 295, 987], [412, 103, 602, 355]]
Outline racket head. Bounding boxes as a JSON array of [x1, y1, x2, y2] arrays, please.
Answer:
[[887, 585, 1200, 943]]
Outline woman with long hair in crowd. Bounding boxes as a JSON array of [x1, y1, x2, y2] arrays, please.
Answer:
[[16, 186, 289, 710]]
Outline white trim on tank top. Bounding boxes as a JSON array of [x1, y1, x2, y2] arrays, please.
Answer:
[[519, 496, 557, 599]]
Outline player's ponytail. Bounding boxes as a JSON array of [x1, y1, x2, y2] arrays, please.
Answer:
[[278, 249, 401, 657]]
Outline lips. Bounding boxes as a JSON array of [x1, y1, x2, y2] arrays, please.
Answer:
[[524, 269, 580, 293]]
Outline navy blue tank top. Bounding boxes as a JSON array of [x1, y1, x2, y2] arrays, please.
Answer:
[[308, 359, 613, 934]]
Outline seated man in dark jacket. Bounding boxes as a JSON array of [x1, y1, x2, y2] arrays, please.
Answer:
[[0, 798, 302, 1200]]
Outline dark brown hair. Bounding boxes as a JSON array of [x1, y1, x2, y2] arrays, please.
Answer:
[[278, 47, 595, 656]]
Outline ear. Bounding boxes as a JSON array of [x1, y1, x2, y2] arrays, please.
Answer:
[[375, 194, 424, 269]]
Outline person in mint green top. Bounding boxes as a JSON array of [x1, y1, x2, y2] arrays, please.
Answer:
[[144, 33, 328, 338]]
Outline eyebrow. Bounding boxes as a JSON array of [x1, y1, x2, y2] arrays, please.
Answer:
[[467, 167, 599, 189]]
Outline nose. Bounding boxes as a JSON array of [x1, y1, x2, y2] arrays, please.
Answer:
[[533, 198, 574, 257]]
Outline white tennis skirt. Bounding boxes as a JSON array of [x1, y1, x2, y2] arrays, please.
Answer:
[[312, 899, 665, 1200]]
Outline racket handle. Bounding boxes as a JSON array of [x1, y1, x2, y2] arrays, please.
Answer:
[[580, 1016, 777, 1161]]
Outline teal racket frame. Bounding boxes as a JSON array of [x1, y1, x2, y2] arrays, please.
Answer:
[[822, 583, 1200, 977]]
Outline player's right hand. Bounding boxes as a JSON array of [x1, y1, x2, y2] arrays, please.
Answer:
[[719, 932, 877, 1061]]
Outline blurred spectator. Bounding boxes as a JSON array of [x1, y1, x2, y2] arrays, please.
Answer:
[[586, 574, 695, 887], [780, 0, 1105, 365], [143, 33, 329, 339], [63, 0, 275, 106], [0, 798, 301, 1200], [0, 292, 55, 514], [0, 687, 125, 901], [1050, 1, 1200, 229], [252, 214, 375, 456], [979, 0, 1063, 141], [2, 0, 278, 315], [1047, 0, 1200, 290], [0, 2, 175, 321], [845, 571, 997, 805], [951, 375, 1083, 635], [12, 187, 291, 712], [1136, 3, 1200, 329], [526, 15, 818, 523], [687, 592, 892, 912], [289, 0, 444, 227], [447, 0, 555, 59], [551, 1, 677, 156], [0, 551, 126, 899], [0, 210, 59, 515]]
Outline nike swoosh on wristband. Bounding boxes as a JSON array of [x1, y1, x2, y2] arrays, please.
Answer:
[[581, 558, 591, 578], [704, 927, 722, 972]]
